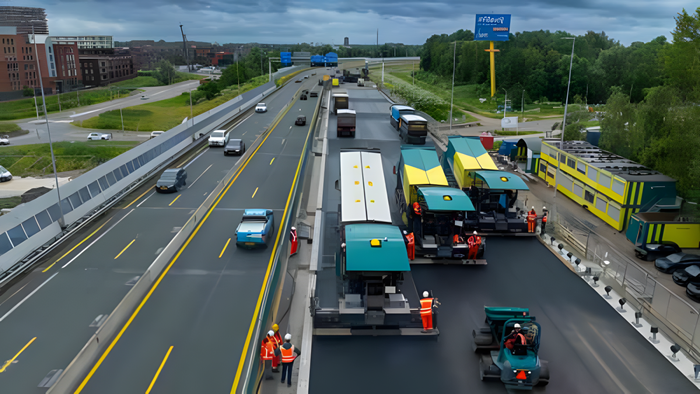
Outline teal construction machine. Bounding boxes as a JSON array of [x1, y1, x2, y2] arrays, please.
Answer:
[[472, 307, 549, 390]]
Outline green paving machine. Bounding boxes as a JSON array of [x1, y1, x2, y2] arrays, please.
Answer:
[[472, 307, 549, 390]]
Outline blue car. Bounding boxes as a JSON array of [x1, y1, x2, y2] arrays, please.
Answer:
[[236, 209, 275, 248]]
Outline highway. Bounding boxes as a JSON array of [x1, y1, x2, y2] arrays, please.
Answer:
[[73, 75, 320, 393], [0, 70, 315, 393], [309, 86, 698, 394]]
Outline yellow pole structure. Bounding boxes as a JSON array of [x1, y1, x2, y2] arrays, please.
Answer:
[[484, 41, 500, 97]]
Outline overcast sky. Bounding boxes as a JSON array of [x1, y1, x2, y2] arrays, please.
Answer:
[[23, 0, 697, 46]]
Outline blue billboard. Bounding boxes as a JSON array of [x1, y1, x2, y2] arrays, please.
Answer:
[[474, 14, 511, 41]]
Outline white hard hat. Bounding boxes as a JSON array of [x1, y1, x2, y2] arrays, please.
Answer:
[[268, 330, 274, 336], [423, 291, 429, 298], [291, 226, 296, 231], [284, 333, 292, 340], [531, 206, 535, 209], [473, 231, 477, 234], [542, 206, 546, 210], [514, 323, 521, 328]]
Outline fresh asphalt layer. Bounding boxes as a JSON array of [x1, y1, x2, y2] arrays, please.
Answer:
[[0, 72, 312, 393], [309, 87, 698, 394], [76, 77, 321, 393]]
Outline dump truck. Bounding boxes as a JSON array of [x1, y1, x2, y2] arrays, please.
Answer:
[[398, 114, 428, 144], [332, 91, 349, 114], [473, 307, 549, 390], [390, 105, 415, 130], [337, 109, 356, 138], [332, 78, 339, 87]]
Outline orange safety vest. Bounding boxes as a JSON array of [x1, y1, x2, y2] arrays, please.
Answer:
[[420, 298, 433, 316], [514, 332, 526, 345], [261, 340, 274, 361], [273, 332, 282, 346], [542, 215, 547, 223], [453, 234, 463, 244], [280, 345, 297, 363], [413, 202, 422, 216]]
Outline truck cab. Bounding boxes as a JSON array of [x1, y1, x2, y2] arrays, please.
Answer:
[[390, 105, 415, 130], [337, 109, 356, 138], [398, 114, 428, 144]]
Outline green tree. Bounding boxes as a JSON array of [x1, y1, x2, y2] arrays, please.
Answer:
[[153, 60, 177, 85], [22, 86, 34, 97], [197, 81, 221, 100]]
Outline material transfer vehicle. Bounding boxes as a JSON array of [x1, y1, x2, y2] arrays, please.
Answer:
[[87, 132, 112, 141], [0, 135, 9, 145], [255, 103, 267, 112], [155, 168, 187, 193], [0, 165, 12, 182], [208, 130, 227, 147], [655, 253, 700, 273], [635, 241, 682, 261], [224, 139, 245, 156], [472, 307, 549, 389], [235, 209, 275, 248]]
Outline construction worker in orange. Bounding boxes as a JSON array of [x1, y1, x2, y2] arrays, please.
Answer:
[[405, 232, 415, 260], [453, 230, 464, 244], [270, 324, 283, 372], [541, 206, 548, 235], [527, 206, 537, 233], [504, 323, 527, 353], [467, 231, 481, 260], [260, 330, 276, 380], [275, 333, 301, 387], [412, 201, 422, 237], [420, 291, 440, 332]]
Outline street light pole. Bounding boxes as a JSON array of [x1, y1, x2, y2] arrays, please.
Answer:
[[31, 23, 65, 227], [450, 41, 456, 132], [554, 36, 576, 198], [522, 90, 525, 113], [189, 89, 194, 126]]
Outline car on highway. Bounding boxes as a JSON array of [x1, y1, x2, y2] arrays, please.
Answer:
[[310, 91, 318, 97], [655, 253, 700, 273], [0, 165, 12, 182], [0, 135, 9, 145], [208, 130, 227, 147], [155, 168, 187, 193], [235, 209, 275, 248], [295, 79, 302, 83], [635, 241, 682, 261], [224, 138, 245, 156], [150, 131, 164, 139], [295, 115, 306, 126], [141, 95, 149, 100], [255, 103, 267, 113], [687, 282, 700, 302], [672, 265, 700, 287], [87, 132, 112, 141]]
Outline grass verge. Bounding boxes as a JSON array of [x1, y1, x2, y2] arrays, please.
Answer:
[[0, 123, 22, 134], [493, 130, 543, 136], [76, 75, 269, 132], [0, 196, 22, 210], [0, 141, 139, 177], [0, 89, 133, 121], [109, 72, 204, 88]]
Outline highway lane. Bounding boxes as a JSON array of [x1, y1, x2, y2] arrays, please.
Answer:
[[76, 76, 322, 393], [0, 72, 314, 393], [309, 87, 698, 394]]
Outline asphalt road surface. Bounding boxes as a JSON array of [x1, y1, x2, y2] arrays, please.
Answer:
[[75, 76, 322, 393], [309, 87, 698, 394], [0, 71, 315, 393]]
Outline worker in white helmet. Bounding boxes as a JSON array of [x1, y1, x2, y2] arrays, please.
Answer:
[[275, 333, 301, 386], [527, 206, 537, 233], [420, 291, 441, 332], [467, 231, 482, 260], [260, 330, 276, 380], [541, 206, 549, 236], [505, 323, 527, 352]]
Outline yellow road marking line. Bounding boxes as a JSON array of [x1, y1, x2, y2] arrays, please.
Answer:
[[169, 194, 181, 206], [123, 187, 153, 209], [145, 346, 174, 394], [230, 98, 315, 392], [43, 218, 113, 273], [0, 337, 37, 373], [219, 238, 231, 258], [74, 90, 295, 394], [252, 187, 259, 198], [114, 239, 136, 260], [269, 158, 275, 165]]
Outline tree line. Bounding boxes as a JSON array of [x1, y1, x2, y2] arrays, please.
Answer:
[[419, 7, 699, 200]]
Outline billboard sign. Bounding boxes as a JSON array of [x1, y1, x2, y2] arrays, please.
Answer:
[[475, 14, 511, 41], [501, 116, 519, 129]]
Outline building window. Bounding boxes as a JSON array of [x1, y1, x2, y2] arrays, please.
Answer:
[[539, 163, 547, 174], [584, 190, 594, 203], [599, 173, 612, 188], [566, 157, 575, 168], [559, 153, 566, 164], [573, 183, 584, 197], [596, 196, 607, 212], [612, 178, 625, 196], [577, 161, 586, 175], [607, 204, 621, 221]]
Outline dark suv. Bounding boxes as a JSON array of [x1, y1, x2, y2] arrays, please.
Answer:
[[155, 168, 187, 193]]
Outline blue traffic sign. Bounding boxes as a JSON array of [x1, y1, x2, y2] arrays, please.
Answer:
[[474, 14, 511, 41]]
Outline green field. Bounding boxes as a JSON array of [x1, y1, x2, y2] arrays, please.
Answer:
[[109, 72, 204, 88], [0, 89, 132, 121], [0, 141, 139, 177], [0, 196, 22, 210], [77, 75, 268, 132], [0, 123, 23, 134], [493, 130, 543, 136]]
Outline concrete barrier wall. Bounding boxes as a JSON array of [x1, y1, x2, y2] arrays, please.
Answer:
[[46, 78, 298, 394]]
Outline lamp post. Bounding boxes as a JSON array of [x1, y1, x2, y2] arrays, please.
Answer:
[[450, 41, 456, 132], [30, 22, 65, 227], [522, 89, 525, 113], [554, 36, 576, 198], [189, 89, 194, 126], [502, 87, 507, 119]]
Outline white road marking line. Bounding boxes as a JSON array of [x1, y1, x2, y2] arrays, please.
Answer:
[[184, 148, 209, 169], [188, 164, 213, 189], [0, 272, 59, 323], [61, 209, 136, 269], [137, 192, 156, 208]]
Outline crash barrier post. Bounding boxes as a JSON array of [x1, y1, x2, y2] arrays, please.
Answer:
[[240, 81, 325, 394], [45, 79, 302, 394]]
